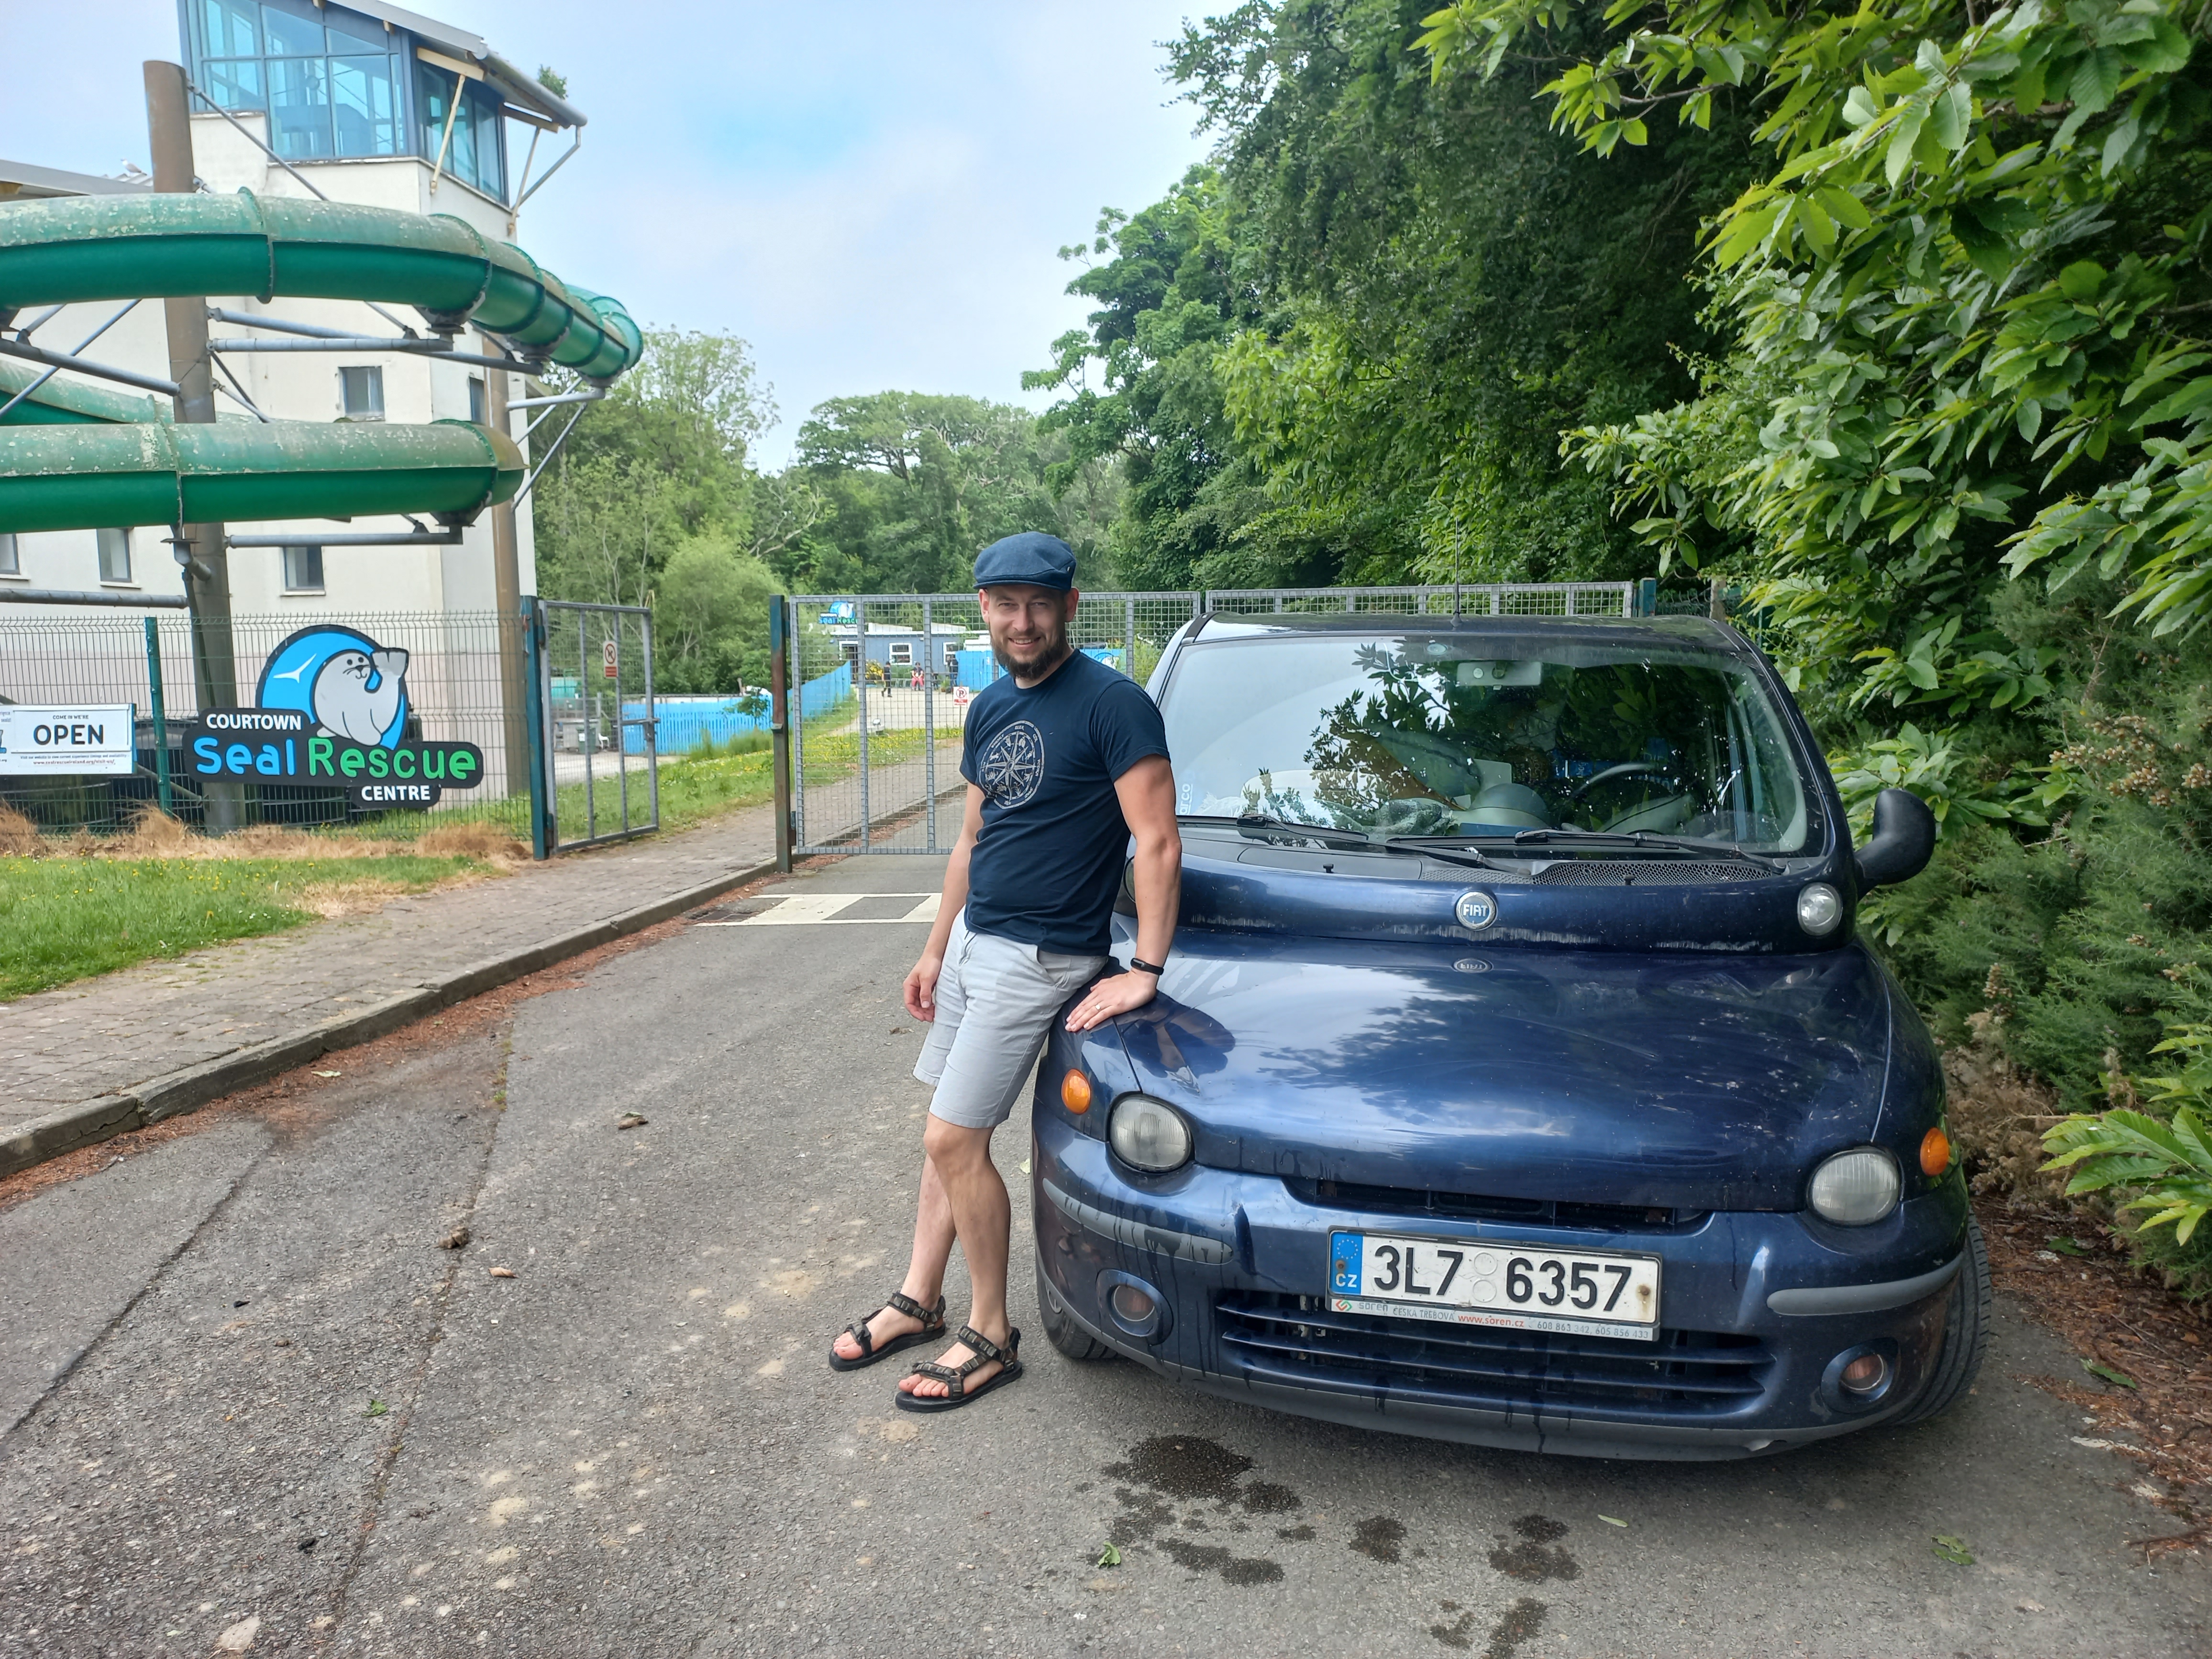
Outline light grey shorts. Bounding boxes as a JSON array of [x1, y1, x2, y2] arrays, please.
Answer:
[[915, 909, 1109, 1130]]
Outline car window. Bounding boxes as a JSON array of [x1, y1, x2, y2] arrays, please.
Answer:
[[1162, 634, 1814, 853]]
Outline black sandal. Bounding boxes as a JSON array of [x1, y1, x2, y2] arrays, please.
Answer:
[[893, 1325, 1024, 1413], [828, 1291, 946, 1371]]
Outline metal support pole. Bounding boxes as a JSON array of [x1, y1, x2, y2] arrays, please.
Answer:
[[580, 609, 594, 842], [769, 596, 792, 872], [148, 59, 243, 832], [922, 597, 936, 851], [856, 601, 870, 851], [523, 597, 549, 859], [1124, 596, 1136, 684], [486, 357, 531, 806], [144, 615, 173, 818], [644, 615, 659, 830]]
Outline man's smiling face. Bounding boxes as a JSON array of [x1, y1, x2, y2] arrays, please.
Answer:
[[982, 584, 1077, 677]]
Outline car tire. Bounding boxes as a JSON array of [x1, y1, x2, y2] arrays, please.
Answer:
[[1036, 1252, 1116, 1362], [1893, 1212, 1992, 1425]]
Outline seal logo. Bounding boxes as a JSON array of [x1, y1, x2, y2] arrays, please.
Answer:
[[254, 625, 411, 749], [978, 719, 1046, 807]]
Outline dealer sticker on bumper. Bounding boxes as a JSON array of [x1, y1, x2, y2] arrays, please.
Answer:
[[1329, 1229, 1660, 1342]]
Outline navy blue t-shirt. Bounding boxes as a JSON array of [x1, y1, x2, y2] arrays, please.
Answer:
[[961, 649, 1170, 955]]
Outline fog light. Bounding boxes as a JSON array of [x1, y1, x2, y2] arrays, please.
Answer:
[[1839, 1352, 1889, 1395], [1109, 1283, 1156, 1323], [1808, 1147, 1901, 1224], [1797, 882, 1844, 936], [1061, 1069, 1093, 1114], [1920, 1126, 1952, 1177]]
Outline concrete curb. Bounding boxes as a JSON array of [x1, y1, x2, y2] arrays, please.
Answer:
[[0, 857, 780, 1182]]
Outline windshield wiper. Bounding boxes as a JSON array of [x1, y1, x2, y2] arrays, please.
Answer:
[[1178, 812, 1374, 848], [1378, 836, 1504, 871], [1503, 827, 1783, 872]]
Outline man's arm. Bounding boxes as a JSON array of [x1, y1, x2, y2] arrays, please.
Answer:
[[905, 784, 986, 1022], [1065, 753, 1180, 1033]]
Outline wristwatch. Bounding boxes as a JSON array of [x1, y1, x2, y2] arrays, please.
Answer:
[[1128, 957, 1167, 977]]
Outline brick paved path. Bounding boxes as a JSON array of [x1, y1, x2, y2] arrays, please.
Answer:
[[0, 804, 777, 1131]]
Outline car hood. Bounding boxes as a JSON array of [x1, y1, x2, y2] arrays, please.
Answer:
[[1101, 931, 1897, 1212]]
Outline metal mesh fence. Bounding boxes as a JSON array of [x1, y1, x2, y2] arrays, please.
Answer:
[[0, 609, 531, 838], [537, 600, 657, 851], [1202, 583, 1637, 618], [786, 592, 1201, 854]]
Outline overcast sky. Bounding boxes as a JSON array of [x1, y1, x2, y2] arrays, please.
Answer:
[[2, 0, 1213, 465]]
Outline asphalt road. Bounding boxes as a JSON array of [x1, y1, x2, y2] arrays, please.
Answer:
[[2, 855, 2206, 1658]]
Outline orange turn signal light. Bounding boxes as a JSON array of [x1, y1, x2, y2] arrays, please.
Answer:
[[1061, 1070, 1093, 1115], [1920, 1127, 1952, 1177]]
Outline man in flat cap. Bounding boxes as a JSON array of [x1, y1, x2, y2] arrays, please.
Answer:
[[829, 531, 1181, 1411]]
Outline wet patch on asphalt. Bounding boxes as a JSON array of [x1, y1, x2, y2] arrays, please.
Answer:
[[1350, 1515, 1407, 1563], [1099, 1435, 1309, 1585], [1481, 1596, 1549, 1658], [1487, 1513, 1578, 1582]]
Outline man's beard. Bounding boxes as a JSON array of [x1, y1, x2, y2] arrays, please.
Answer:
[[991, 611, 1073, 677]]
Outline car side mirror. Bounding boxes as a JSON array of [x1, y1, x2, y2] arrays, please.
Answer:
[[1855, 787, 1936, 889]]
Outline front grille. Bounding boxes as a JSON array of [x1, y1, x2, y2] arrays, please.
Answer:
[[1289, 1178, 1703, 1234], [1531, 859, 1763, 885], [1218, 1294, 1771, 1416]]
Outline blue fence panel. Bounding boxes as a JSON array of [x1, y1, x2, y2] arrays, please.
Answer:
[[624, 663, 853, 756]]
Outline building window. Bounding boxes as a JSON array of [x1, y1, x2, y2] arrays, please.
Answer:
[[890, 641, 913, 665], [283, 543, 325, 592], [944, 642, 959, 672], [191, 0, 402, 161], [416, 64, 507, 199], [97, 527, 132, 585], [0, 532, 18, 576], [468, 376, 486, 424], [340, 365, 384, 420]]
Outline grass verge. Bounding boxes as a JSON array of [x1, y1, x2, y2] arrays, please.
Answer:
[[0, 853, 493, 1000]]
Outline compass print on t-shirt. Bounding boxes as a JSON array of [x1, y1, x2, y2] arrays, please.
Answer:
[[978, 719, 1046, 807]]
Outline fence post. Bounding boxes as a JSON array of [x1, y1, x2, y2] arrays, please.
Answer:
[[143, 614, 172, 818], [769, 596, 792, 873], [1638, 576, 1658, 618], [1708, 575, 1727, 620], [522, 597, 550, 860]]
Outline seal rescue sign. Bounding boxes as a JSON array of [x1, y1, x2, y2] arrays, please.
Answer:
[[185, 625, 485, 809]]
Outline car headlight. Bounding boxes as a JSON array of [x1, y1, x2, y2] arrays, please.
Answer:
[[1808, 1147, 1901, 1225], [1108, 1093, 1193, 1172], [1797, 882, 1843, 936]]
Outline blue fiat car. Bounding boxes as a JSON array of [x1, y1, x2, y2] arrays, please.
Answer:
[[1032, 612, 1982, 1460]]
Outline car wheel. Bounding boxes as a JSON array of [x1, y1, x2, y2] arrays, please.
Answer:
[[1893, 1212, 1992, 1425], [1036, 1252, 1116, 1362]]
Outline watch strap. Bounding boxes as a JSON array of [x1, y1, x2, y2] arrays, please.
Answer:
[[1129, 957, 1167, 976]]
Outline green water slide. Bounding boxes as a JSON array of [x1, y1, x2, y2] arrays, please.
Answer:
[[0, 190, 642, 534]]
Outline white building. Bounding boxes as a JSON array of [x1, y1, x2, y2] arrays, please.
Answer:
[[0, 0, 587, 619]]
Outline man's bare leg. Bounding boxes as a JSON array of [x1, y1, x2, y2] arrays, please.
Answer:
[[900, 1117, 1012, 1397], [831, 1155, 956, 1361]]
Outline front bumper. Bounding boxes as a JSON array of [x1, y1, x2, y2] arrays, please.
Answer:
[[1033, 1114, 1969, 1461]]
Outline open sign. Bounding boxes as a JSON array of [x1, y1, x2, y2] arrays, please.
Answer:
[[0, 704, 136, 776]]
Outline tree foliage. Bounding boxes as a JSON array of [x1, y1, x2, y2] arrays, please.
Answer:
[[773, 391, 1119, 596], [1031, 0, 1752, 589], [531, 327, 784, 691]]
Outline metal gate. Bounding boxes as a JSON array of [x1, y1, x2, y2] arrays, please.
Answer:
[[530, 598, 657, 856], [782, 591, 1201, 855]]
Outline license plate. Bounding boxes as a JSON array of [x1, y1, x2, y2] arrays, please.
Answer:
[[1328, 1230, 1660, 1341]]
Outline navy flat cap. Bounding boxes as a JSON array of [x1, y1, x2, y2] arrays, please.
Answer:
[[974, 531, 1076, 592]]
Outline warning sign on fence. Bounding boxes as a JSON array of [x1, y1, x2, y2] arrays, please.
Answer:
[[603, 639, 619, 678], [0, 704, 137, 775]]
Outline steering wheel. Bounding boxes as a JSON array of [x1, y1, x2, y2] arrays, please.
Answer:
[[1567, 761, 1665, 801]]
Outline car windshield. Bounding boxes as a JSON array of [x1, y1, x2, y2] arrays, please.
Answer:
[[1161, 630, 1816, 854]]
